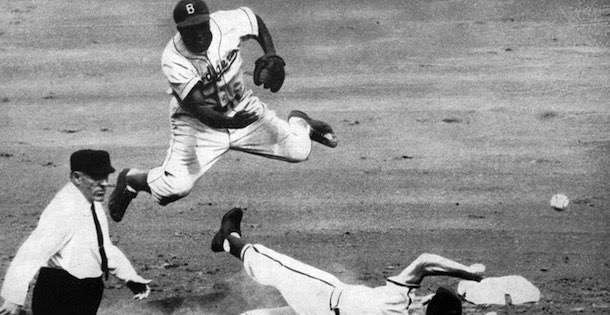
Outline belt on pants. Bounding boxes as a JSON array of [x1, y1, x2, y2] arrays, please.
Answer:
[[39, 267, 103, 286]]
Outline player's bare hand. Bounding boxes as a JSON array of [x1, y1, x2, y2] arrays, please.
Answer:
[[0, 301, 22, 315], [467, 263, 486, 281], [126, 279, 152, 301], [229, 110, 259, 128]]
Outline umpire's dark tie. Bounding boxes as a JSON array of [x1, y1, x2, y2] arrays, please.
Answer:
[[91, 203, 109, 280]]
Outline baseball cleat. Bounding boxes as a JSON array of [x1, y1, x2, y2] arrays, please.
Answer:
[[211, 208, 243, 252], [288, 110, 338, 148], [109, 168, 137, 222]]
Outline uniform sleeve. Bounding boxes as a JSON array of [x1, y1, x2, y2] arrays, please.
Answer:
[[161, 40, 201, 101], [106, 245, 148, 283], [0, 214, 72, 305], [213, 7, 259, 39], [236, 7, 259, 37]]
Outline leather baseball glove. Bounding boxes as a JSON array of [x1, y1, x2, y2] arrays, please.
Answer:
[[253, 54, 285, 93]]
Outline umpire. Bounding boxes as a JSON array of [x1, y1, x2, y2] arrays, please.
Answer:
[[0, 149, 151, 315]]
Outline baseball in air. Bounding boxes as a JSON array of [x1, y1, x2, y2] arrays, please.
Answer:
[[550, 194, 569, 211]]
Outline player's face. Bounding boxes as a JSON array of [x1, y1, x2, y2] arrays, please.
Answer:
[[73, 171, 110, 203], [179, 22, 212, 54]]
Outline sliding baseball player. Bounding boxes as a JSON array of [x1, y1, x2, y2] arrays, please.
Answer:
[[211, 208, 486, 315]]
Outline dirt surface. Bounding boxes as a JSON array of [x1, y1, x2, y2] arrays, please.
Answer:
[[1, 0, 609, 314]]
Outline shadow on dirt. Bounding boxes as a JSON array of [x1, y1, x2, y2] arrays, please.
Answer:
[[145, 287, 241, 314]]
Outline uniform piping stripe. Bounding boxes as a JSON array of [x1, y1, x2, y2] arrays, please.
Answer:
[[165, 137, 177, 170], [386, 279, 416, 309], [210, 18, 220, 41], [149, 137, 177, 185], [386, 278, 421, 289], [173, 62, 192, 73], [239, 8, 256, 34], [172, 36, 181, 55], [330, 288, 343, 313], [251, 245, 338, 289], [211, 18, 231, 100]]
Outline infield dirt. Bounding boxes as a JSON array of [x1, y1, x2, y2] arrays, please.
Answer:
[[1, 0, 609, 314]]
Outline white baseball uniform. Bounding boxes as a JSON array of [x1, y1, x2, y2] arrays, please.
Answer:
[[149, 7, 311, 205], [241, 244, 418, 315]]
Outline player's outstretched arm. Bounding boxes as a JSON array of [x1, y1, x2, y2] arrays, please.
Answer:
[[253, 15, 276, 55], [390, 253, 485, 286], [251, 15, 286, 93]]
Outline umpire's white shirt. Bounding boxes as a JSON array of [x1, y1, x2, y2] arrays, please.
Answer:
[[1, 182, 144, 305]]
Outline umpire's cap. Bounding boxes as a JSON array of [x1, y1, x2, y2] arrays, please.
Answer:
[[173, 0, 210, 28], [426, 286, 462, 315], [70, 149, 115, 177]]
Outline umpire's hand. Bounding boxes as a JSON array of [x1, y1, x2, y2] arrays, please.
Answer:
[[126, 279, 152, 300]]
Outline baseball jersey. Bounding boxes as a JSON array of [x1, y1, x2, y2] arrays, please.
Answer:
[[161, 7, 259, 119]]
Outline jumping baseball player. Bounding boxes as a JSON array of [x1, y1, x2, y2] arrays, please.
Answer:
[[211, 208, 486, 315], [109, 0, 338, 222]]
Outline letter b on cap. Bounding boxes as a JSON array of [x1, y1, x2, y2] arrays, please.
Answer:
[[186, 3, 195, 14]]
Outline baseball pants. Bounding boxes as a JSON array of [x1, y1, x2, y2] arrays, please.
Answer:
[[31, 267, 103, 315], [242, 244, 344, 315], [148, 95, 312, 205]]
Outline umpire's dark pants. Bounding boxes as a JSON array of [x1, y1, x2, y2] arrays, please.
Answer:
[[32, 267, 104, 315]]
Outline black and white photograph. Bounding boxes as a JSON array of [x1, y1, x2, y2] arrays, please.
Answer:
[[1, 0, 608, 314]]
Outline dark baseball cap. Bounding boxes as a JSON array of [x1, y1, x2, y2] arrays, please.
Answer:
[[70, 149, 116, 177], [426, 286, 462, 315], [173, 0, 210, 28]]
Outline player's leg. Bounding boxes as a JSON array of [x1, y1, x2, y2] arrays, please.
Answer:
[[211, 208, 246, 257], [109, 119, 229, 221], [287, 110, 338, 148], [211, 208, 342, 314], [388, 253, 485, 287], [148, 122, 229, 205], [240, 244, 342, 314], [108, 168, 149, 222], [230, 108, 311, 162], [230, 96, 337, 162]]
